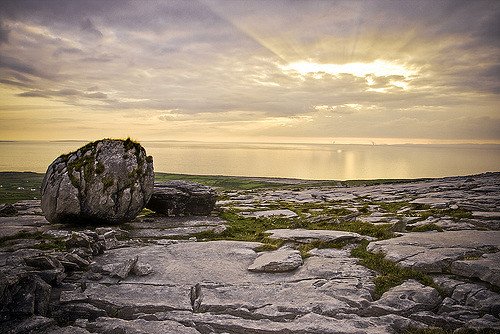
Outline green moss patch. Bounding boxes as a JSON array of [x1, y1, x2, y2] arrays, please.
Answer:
[[351, 241, 437, 300]]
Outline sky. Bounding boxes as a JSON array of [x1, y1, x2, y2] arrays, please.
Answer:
[[0, 0, 499, 144]]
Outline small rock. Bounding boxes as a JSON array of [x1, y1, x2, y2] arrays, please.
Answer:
[[132, 262, 153, 276], [35, 268, 66, 286], [66, 232, 93, 249], [63, 253, 91, 268], [243, 209, 298, 219], [248, 248, 303, 272], [110, 256, 138, 279], [0, 203, 18, 216], [24, 255, 61, 270], [366, 280, 442, 316], [147, 180, 217, 216]]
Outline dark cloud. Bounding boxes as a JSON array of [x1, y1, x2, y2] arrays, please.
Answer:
[[16, 88, 108, 101], [0, 21, 9, 44], [80, 18, 102, 38], [0, 55, 39, 77], [81, 54, 116, 63], [0, 79, 31, 88], [53, 47, 84, 57], [17, 90, 49, 98]]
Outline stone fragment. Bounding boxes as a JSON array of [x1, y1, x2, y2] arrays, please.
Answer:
[[243, 209, 298, 218], [410, 311, 464, 330], [65, 232, 93, 249], [0, 203, 17, 216], [63, 253, 90, 268], [41, 138, 154, 224], [248, 248, 303, 272], [365, 280, 442, 316], [52, 303, 107, 322], [24, 255, 61, 270], [46, 326, 92, 334], [147, 180, 216, 216], [465, 314, 500, 331], [190, 283, 203, 312], [132, 262, 153, 276], [4, 275, 52, 316], [36, 268, 66, 285], [110, 256, 138, 279], [0, 315, 55, 334], [450, 252, 500, 288]]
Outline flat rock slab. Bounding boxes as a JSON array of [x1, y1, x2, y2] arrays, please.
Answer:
[[85, 317, 200, 334], [126, 216, 227, 238], [82, 241, 375, 322], [160, 310, 421, 334], [242, 209, 298, 218], [248, 248, 303, 272], [0, 215, 51, 238], [366, 280, 442, 316], [265, 228, 374, 243], [451, 252, 500, 287], [367, 231, 500, 283]]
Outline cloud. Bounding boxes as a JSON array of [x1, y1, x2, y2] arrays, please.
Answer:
[[0, 21, 9, 44], [0, 0, 499, 142], [16, 88, 108, 101], [80, 18, 102, 38]]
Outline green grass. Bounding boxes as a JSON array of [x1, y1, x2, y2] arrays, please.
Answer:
[[0, 172, 44, 204], [0, 230, 66, 251], [408, 223, 443, 232], [194, 211, 295, 242], [351, 241, 437, 300], [377, 201, 410, 213], [155, 172, 291, 190]]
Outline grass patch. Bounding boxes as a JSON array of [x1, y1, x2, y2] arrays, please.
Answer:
[[194, 211, 295, 242], [351, 240, 436, 300], [377, 201, 410, 213], [0, 172, 44, 204], [0, 230, 66, 251], [407, 223, 443, 232], [155, 173, 290, 190]]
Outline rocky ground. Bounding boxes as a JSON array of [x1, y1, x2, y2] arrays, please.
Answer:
[[1, 172, 499, 333]]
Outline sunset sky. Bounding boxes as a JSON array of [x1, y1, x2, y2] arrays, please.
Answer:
[[0, 0, 499, 144]]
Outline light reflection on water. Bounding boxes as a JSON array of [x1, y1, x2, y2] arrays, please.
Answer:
[[0, 141, 498, 180]]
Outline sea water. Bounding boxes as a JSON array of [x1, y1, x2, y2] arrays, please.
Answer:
[[0, 141, 498, 180]]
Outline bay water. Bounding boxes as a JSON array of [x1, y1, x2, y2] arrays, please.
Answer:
[[0, 141, 498, 180]]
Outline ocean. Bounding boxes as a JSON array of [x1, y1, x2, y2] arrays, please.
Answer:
[[0, 141, 499, 180]]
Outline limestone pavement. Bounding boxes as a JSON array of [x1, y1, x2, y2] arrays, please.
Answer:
[[1, 172, 499, 333]]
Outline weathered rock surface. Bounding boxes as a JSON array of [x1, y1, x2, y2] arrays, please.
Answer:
[[367, 231, 500, 285], [365, 280, 442, 316], [248, 247, 303, 272], [146, 180, 216, 216], [1, 172, 500, 333], [41, 139, 154, 224], [266, 228, 374, 243], [126, 215, 226, 239], [243, 209, 298, 218]]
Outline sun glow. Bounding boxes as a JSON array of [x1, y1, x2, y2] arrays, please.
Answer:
[[281, 60, 417, 78]]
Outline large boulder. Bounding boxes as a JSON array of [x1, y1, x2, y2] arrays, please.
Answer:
[[41, 139, 154, 224], [146, 180, 216, 216]]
